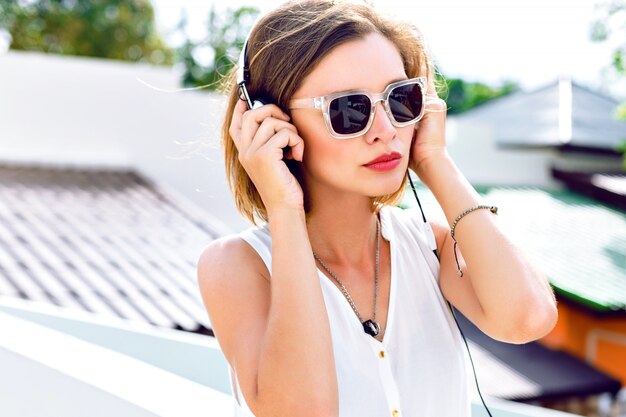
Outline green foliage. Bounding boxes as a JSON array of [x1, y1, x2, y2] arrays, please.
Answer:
[[591, 1, 626, 169], [176, 5, 259, 90], [613, 47, 626, 75], [0, 0, 173, 65], [616, 102, 626, 120], [171, 5, 512, 98], [435, 73, 519, 115], [591, 1, 626, 95]]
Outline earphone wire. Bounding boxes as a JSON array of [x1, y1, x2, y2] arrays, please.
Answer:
[[408, 170, 495, 417], [407, 172, 427, 223], [242, 12, 495, 411]]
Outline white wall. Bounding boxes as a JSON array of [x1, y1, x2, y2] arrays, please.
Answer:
[[446, 117, 561, 187], [0, 50, 250, 232], [0, 50, 570, 236]]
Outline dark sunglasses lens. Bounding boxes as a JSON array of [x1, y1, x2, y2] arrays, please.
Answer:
[[329, 94, 371, 135], [389, 83, 423, 123]]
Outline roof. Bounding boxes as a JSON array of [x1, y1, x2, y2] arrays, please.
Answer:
[[552, 168, 626, 211], [0, 162, 224, 333], [475, 185, 626, 316], [402, 182, 626, 316], [456, 78, 626, 153], [453, 307, 623, 403]]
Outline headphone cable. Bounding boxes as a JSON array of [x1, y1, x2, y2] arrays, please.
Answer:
[[408, 170, 495, 417]]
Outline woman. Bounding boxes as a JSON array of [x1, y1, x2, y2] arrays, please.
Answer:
[[197, 1, 558, 416]]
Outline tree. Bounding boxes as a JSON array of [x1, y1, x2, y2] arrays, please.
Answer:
[[172, 5, 514, 100], [590, 0, 626, 81], [175, 5, 259, 90], [435, 74, 519, 115], [0, 0, 173, 65], [590, 0, 626, 167]]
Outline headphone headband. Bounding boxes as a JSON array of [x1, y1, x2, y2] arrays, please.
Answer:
[[236, 38, 250, 85]]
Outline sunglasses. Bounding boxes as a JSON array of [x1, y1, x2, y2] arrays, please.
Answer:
[[288, 77, 427, 139]]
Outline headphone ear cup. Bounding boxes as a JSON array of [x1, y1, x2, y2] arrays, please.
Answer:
[[252, 99, 267, 109]]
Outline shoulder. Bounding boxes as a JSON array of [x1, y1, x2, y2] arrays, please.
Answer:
[[195, 234, 272, 392], [384, 205, 446, 253], [383, 205, 429, 236], [383, 204, 425, 224], [197, 234, 271, 291], [428, 217, 449, 255]]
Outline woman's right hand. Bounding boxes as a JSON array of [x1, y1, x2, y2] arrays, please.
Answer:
[[229, 99, 306, 214]]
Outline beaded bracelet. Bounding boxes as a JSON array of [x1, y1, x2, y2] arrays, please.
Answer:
[[450, 205, 498, 277]]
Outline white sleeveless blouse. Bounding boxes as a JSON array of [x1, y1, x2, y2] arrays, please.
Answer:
[[229, 205, 471, 417]]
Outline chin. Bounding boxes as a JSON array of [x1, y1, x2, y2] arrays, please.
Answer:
[[364, 176, 405, 198], [368, 188, 401, 199]]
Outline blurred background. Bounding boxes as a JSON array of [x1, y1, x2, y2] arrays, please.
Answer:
[[0, 1, 625, 417]]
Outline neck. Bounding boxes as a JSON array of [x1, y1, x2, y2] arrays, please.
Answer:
[[306, 193, 380, 270]]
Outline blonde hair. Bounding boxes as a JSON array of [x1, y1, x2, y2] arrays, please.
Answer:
[[221, 0, 434, 225]]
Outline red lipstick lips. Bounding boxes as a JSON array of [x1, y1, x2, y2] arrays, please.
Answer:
[[363, 152, 402, 172]]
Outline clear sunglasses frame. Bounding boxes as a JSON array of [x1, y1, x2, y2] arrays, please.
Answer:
[[287, 76, 427, 139]]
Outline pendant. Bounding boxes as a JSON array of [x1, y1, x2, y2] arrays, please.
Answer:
[[362, 319, 381, 337]]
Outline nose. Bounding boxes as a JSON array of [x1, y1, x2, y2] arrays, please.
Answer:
[[364, 100, 395, 144]]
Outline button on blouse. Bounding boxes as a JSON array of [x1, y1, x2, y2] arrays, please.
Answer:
[[231, 205, 471, 417]]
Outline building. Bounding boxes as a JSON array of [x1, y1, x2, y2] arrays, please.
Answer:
[[0, 50, 623, 416], [438, 78, 626, 415]]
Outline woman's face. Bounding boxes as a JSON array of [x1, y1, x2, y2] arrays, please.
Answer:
[[290, 32, 415, 202]]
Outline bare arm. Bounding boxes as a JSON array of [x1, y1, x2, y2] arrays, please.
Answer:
[[415, 152, 558, 343], [198, 212, 339, 417], [409, 72, 557, 344], [198, 94, 340, 416], [256, 207, 338, 416]]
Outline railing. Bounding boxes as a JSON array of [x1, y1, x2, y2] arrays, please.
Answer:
[[0, 297, 582, 417], [0, 300, 232, 417]]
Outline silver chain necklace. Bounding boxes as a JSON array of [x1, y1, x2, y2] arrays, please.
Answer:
[[312, 214, 382, 339]]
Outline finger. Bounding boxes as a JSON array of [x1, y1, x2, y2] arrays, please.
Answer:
[[240, 104, 291, 149], [249, 118, 299, 154], [229, 99, 249, 150], [424, 67, 446, 113], [425, 96, 447, 113], [263, 128, 305, 162], [244, 103, 290, 124], [425, 65, 439, 98]]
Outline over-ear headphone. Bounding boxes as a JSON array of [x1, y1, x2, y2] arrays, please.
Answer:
[[236, 38, 268, 110], [236, 32, 291, 158]]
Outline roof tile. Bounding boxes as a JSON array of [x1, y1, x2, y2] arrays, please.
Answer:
[[0, 163, 221, 333]]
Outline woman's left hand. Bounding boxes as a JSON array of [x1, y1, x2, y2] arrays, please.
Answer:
[[409, 72, 449, 177]]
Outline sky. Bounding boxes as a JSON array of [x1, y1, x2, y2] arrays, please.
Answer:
[[151, 0, 625, 98]]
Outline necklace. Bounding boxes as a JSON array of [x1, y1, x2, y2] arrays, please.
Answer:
[[312, 213, 382, 339]]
